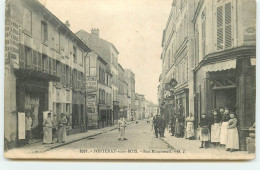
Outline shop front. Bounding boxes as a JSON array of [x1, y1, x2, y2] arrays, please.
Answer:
[[195, 56, 256, 150], [15, 69, 59, 145], [98, 104, 112, 128]]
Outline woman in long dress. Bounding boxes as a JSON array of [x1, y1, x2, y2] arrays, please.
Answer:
[[199, 113, 210, 149], [220, 108, 230, 145], [118, 116, 127, 140], [185, 113, 195, 140], [226, 112, 239, 152], [210, 109, 221, 146], [43, 112, 53, 144], [58, 113, 67, 143]]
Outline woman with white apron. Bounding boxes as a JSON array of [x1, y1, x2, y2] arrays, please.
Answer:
[[220, 108, 230, 145], [118, 115, 127, 140], [43, 112, 53, 144]]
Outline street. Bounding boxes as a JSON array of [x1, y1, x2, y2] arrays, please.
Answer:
[[44, 120, 171, 155]]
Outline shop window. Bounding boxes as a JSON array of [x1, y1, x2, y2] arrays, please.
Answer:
[[41, 21, 48, 44]]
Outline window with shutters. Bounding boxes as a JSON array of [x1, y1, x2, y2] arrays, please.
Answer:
[[38, 53, 42, 71], [33, 50, 38, 70], [42, 54, 48, 73], [216, 1, 232, 50], [195, 25, 199, 67], [25, 47, 32, 69], [201, 9, 206, 59], [23, 7, 32, 35], [55, 32, 60, 52], [73, 46, 77, 62], [41, 22, 48, 44]]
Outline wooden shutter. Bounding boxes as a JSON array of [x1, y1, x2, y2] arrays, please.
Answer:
[[49, 57, 53, 75], [217, 5, 223, 50], [33, 50, 38, 70], [202, 19, 206, 58], [19, 44, 25, 69], [38, 53, 42, 71], [224, 2, 232, 49], [53, 59, 56, 75]]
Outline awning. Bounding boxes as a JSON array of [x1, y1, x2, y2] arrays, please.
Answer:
[[204, 59, 236, 72]]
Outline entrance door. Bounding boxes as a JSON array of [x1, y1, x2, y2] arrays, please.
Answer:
[[214, 88, 236, 111]]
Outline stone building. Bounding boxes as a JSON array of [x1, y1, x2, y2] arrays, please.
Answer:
[[159, 0, 195, 122], [4, 0, 90, 148], [85, 51, 112, 129], [76, 29, 120, 125], [124, 69, 136, 121]]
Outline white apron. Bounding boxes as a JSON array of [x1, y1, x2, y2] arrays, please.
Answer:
[[220, 122, 228, 145]]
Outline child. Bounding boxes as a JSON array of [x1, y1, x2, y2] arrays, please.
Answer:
[[199, 113, 210, 149]]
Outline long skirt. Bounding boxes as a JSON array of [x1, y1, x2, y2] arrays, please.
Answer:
[[175, 122, 181, 135], [119, 127, 126, 139], [200, 128, 210, 141], [220, 122, 228, 145], [186, 122, 194, 138], [226, 127, 239, 150], [211, 123, 221, 142], [43, 127, 52, 144], [58, 126, 67, 142]]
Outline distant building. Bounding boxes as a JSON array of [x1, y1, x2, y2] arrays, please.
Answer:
[[124, 70, 136, 120]]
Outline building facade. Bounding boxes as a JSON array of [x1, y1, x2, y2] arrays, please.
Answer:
[[124, 69, 136, 121], [5, 0, 90, 148], [76, 29, 120, 125], [193, 0, 256, 150], [85, 51, 112, 129]]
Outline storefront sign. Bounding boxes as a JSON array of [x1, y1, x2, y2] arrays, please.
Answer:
[[18, 112, 25, 139]]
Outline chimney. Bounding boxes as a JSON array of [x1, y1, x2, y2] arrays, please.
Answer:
[[91, 28, 99, 37], [65, 20, 70, 29]]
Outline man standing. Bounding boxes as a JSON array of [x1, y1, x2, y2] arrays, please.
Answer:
[[159, 116, 166, 137], [25, 112, 32, 145], [153, 114, 161, 138]]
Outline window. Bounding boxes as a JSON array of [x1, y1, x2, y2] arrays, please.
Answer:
[[195, 25, 199, 67], [23, 7, 32, 35], [78, 49, 83, 66], [25, 47, 32, 68], [202, 9, 206, 58], [42, 54, 48, 73], [73, 46, 77, 62], [55, 32, 60, 52], [41, 22, 48, 44], [216, 2, 232, 50]]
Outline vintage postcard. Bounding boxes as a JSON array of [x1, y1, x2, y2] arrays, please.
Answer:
[[4, 0, 256, 160]]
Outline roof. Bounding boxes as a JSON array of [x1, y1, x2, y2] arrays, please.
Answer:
[[75, 30, 119, 63]]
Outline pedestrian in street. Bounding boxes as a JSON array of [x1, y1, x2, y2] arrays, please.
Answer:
[[199, 113, 210, 149], [226, 112, 239, 152], [43, 112, 53, 144], [118, 115, 127, 140], [210, 109, 221, 146], [25, 111, 32, 145], [220, 107, 231, 146], [170, 114, 176, 136], [185, 113, 195, 140], [52, 114, 58, 143], [58, 113, 67, 143], [153, 114, 161, 138], [159, 116, 166, 137]]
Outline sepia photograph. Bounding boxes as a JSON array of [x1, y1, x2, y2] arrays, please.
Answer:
[[3, 0, 256, 160]]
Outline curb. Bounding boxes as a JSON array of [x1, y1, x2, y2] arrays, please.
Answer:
[[35, 121, 135, 153]]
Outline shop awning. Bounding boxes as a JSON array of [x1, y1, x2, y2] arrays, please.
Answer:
[[204, 59, 236, 72]]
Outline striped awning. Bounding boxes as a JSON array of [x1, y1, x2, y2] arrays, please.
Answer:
[[204, 59, 236, 72]]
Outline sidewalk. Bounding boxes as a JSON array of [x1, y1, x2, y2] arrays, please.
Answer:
[[6, 122, 133, 154], [160, 130, 255, 160]]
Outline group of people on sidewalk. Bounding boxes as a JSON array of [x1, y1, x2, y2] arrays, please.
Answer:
[[42, 112, 67, 144], [198, 107, 239, 152], [157, 105, 240, 153], [25, 112, 68, 145]]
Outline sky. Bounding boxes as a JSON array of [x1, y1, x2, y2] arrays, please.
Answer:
[[39, 0, 172, 104]]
